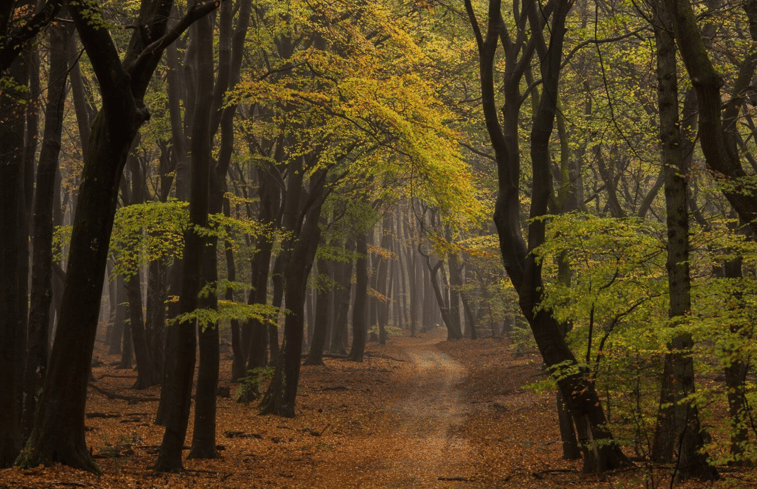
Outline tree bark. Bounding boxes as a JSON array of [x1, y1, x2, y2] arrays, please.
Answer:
[[18, 0, 221, 473], [0, 31, 29, 470], [155, 12, 215, 472], [464, 0, 629, 472], [330, 240, 354, 354], [348, 233, 369, 362], [23, 18, 74, 440], [650, 1, 717, 480], [305, 255, 331, 365]]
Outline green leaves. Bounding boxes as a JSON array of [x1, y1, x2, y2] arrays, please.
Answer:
[[170, 301, 282, 332], [109, 200, 189, 279]]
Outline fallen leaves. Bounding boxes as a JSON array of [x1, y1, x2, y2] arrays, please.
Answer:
[[2, 328, 756, 488]]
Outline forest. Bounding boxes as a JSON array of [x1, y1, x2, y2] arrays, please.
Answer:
[[3, 0, 757, 487]]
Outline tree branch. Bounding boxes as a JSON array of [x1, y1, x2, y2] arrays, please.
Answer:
[[128, 0, 224, 78], [0, 0, 63, 73]]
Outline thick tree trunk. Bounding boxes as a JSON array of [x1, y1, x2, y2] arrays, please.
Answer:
[[0, 41, 28, 471], [651, 2, 717, 480], [188, 230, 219, 459], [464, 0, 628, 472]]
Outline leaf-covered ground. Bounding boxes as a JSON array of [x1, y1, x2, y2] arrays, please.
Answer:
[[2, 328, 755, 488]]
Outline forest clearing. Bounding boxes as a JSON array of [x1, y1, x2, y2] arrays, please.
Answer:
[[2, 328, 755, 488]]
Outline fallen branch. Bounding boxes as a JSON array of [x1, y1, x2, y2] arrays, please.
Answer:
[[437, 476, 470, 482], [85, 412, 121, 419], [311, 385, 362, 392], [88, 382, 159, 402]]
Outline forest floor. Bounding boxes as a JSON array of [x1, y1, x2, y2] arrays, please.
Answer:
[[2, 328, 757, 488]]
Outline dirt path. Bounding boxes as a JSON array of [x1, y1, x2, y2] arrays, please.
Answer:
[[356, 329, 476, 488]]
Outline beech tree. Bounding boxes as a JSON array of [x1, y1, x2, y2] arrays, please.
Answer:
[[464, 0, 629, 472], [17, 0, 221, 472], [649, 0, 716, 479]]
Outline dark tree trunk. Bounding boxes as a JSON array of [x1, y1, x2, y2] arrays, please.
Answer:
[[109, 274, 126, 355], [651, 2, 716, 480], [121, 150, 159, 388], [155, 13, 215, 472], [23, 19, 74, 440], [330, 240, 354, 354], [305, 255, 331, 365], [188, 0, 247, 455], [0, 36, 28, 471], [126, 270, 159, 388], [189, 219, 219, 459], [261, 175, 326, 416], [145, 258, 167, 379], [18, 0, 221, 473], [154, 28, 193, 429], [464, 0, 628, 472], [348, 233, 369, 362], [718, 258, 750, 463], [119, 319, 134, 370], [225, 197, 245, 381], [269, 255, 284, 361]]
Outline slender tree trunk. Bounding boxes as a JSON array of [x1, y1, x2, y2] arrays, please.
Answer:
[[348, 233, 369, 362], [109, 274, 126, 355], [126, 270, 159, 388], [330, 240, 353, 354], [305, 255, 330, 365], [155, 13, 215, 473], [261, 180, 325, 416], [145, 258, 167, 379], [23, 19, 74, 440], [269, 255, 284, 361]]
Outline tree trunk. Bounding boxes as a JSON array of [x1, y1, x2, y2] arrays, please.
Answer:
[[145, 258, 167, 379], [261, 178, 325, 416], [330, 240, 353, 354], [305, 255, 331, 366], [18, 0, 220, 473], [126, 270, 159, 388], [155, 12, 215, 473], [348, 233, 369, 362], [109, 274, 126, 355], [464, 0, 628, 472], [0, 37, 28, 471], [23, 19, 74, 440], [651, 2, 717, 479]]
